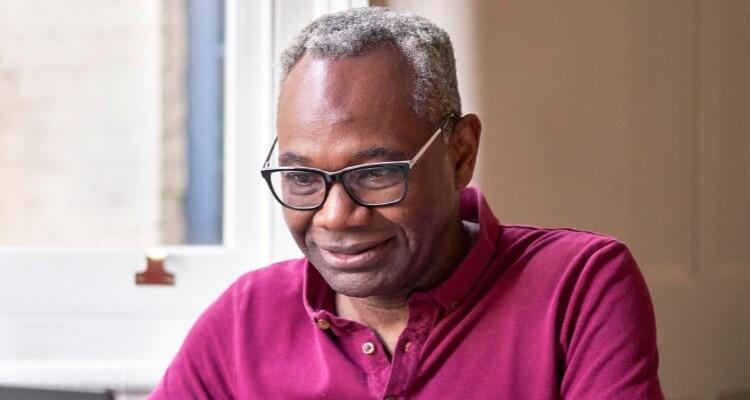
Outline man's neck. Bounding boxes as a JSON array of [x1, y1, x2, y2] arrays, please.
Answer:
[[334, 218, 477, 358], [336, 292, 409, 358]]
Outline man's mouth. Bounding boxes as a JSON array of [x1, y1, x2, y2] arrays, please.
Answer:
[[316, 237, 393, 270]]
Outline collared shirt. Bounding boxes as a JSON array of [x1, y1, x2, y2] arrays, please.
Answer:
[[150, 187, 664, 399]]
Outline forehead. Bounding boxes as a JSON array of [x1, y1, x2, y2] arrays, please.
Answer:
[[279, 45, 414, 124], [276, 46, 428, 165]]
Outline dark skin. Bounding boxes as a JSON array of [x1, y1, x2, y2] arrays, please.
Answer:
[[276, 45, 481, 356]]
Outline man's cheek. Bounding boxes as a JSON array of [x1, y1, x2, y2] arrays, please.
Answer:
[[283, 212, 312, 246]]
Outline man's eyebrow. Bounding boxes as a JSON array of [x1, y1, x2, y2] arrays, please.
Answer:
[[354, 146, 407, 161], [278, 147, 407, 166], [278, 152, 309, 166]]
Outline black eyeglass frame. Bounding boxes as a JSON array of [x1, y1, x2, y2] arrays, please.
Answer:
[[260, 113, 456, 211]]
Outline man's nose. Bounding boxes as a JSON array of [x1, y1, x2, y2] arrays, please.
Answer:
[[312, 182, 371, 230]]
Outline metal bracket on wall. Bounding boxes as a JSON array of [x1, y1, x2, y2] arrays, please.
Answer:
[[135, 247, 175, 286]]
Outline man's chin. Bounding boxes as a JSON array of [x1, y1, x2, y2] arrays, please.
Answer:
[[307, 244, 411, 299], [314, 266, 378, 297], [309, 262, 392, 299], [330, 285, 377, 299]]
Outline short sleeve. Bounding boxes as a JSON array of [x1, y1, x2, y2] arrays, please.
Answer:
[[559, 241, 664, 400]]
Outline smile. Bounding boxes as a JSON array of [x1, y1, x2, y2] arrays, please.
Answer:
[[317, 238, 393, 270]]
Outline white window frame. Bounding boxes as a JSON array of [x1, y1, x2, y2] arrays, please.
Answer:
[[0, 0, 366, 393]]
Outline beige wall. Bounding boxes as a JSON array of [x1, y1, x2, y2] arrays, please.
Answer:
[[377, 1, 749, 399]]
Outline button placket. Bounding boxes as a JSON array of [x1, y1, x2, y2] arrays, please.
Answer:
[[382, 324, 427, 398], [350, 329, 390, 397]]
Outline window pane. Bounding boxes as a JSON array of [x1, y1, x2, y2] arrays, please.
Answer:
[[0, 0, 224, 246]]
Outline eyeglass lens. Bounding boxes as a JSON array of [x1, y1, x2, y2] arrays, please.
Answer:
[[268, 165, 406, 208]]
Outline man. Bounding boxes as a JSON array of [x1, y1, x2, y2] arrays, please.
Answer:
[[151, 7, 663, 399]]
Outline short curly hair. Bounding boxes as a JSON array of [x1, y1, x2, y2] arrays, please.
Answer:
[[279, 7, 461, 131]]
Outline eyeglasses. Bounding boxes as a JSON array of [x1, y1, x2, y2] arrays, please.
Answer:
[[261, 114, 456, 210]]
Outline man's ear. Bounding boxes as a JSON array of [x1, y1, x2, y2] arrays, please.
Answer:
[[449, 114, 481, 190]]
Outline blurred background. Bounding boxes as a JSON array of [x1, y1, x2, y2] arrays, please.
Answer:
[[0, 0, 748, 399]]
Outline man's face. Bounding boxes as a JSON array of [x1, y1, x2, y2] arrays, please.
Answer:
[[276, 46, 462, 300]]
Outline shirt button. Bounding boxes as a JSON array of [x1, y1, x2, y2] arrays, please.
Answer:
[[404, 341, 412, 353], [450, 300, 461, 310], [315, 319, 331, 330], [361, 342, 376, 355]]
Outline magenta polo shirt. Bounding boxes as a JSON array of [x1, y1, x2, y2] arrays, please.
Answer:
[[150, 187, 664, 399]]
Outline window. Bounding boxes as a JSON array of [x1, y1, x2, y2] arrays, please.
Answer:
[[0, 1, 227, 247], [0, 0, 259, 392]]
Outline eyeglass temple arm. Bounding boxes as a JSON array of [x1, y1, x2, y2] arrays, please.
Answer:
[[263, 137, 278, 168], [408, 114, 456, 167]]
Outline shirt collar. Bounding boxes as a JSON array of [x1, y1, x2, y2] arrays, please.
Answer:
[[428, 186, 501, 310], [303, 261, 334, 320], [303, 186, 502, 319]]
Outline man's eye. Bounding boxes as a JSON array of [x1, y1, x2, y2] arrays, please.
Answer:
[[353, 167, 401, 188], [285, 172, 316, 186], [363, 168, 392, 180]]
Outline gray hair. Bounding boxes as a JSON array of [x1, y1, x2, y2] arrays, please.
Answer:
[[279, 7, 461, 132]]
